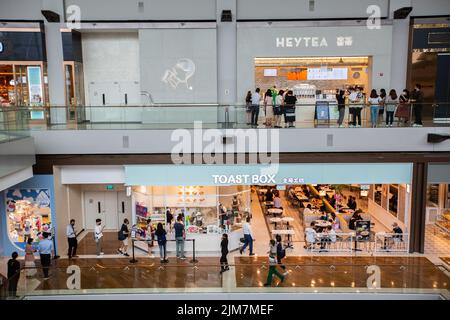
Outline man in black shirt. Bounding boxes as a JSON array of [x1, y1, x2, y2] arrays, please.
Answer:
[[410, 84, 424, 126], [283, 90, 297, 128], [7, 252, 21, 297], [220, 234, 229, 273]]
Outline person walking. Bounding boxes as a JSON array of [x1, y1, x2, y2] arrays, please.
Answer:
[[274, 89, 284, 128], [264, 89, 274, 127], [174, 215, 186, 260], [38, 232, 53, 280], [24, 238, 37, 277], [264, 240, 285, 287], [275, 234, 288, 275], [251, 88, 261, 128], [66, 219, 78, 259], [385, 89, 398, 127], [220, 233, 229, 274], [411, 84, 424, 126], [368, 89, 382, 128], [240, 217, 255, 256], [118, 219, 130, 256], [94, 218, 104, 257], [7, 252, 21, 297], [245, 90, 252, 125], [336, 89, 346, 127], [155, 222, 168, 263]]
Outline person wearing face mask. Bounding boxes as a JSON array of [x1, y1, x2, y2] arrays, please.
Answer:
[[118, 218, 130, 257], [410, 84, 424, 127], [66, 219, 78, 259]]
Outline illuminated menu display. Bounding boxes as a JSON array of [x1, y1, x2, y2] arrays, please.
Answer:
[[307, 67, 348, 80]]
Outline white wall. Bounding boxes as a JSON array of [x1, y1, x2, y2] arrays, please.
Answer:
[[60, 165, 125, 184], [0, 0, 44, 20], [368, 198, 407, 232], [30, 126, 450, 154], [411, 0, 450, 16], [64, 0, 216, 20], [82, 32, 140, 106]]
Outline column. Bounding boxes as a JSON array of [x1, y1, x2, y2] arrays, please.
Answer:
[[42, 0, 67, 124], [216, 0, 237, 105], [409, 162, 428, 253]]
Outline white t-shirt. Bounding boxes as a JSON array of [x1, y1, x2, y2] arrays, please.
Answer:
[[368, 97, 381, 105], [243, 222, 252, 236], [251, 92, 261, 105], [275, 95, 283, 106], [305, 227, 317, 243], [95, 224, 103, 240], [328, 229, 337, 242]]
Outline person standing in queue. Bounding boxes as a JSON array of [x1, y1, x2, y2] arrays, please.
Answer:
[[7, 252, 21, 297], [336, 89, 346, 127], [245, 90, 252, 125], [24, 238, 37, 277], [66, 219, 78, 259], [349, 87, 364, 127], [155, 222, 168, 263], [378, 88, 387, 125], [220, 233, 229, 274], [274, 89, 284, 128], [118, 218, 130, 257], [174, 215, 186, 260], [410, 83, 424, 127], [251, 88, 261, 128], [38, 232, 54, 280], [166, 209, 174, 232], [146, 219, 155, 256], [240, 217, 255, 256], [283, 90, 297, 128], [264, 89, 274, 127], [264, 240, 285, 287], [94, 218, 105, 257]]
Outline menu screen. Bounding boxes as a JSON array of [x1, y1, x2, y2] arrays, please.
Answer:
[[307, 67, 348, 80]]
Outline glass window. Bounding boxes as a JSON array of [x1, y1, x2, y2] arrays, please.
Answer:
[[388, 184, 399, 217]]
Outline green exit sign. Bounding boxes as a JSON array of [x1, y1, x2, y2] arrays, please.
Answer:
[[105, 185, 114, 190]]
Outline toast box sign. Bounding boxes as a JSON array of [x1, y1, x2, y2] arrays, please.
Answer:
[[275, 36, 353, 48], [213, 174, 276, 185]]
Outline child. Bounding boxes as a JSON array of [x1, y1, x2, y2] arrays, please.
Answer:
[[7, 252, 21, 297], [264, 241, 285, 287], [220, 234, 229, 274], [94, 218, 104, 257]]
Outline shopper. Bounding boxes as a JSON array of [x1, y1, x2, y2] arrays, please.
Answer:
[[155, 222, 168, 263], [336, 89, 346, 127], [220, 233, 229, 274], [146, 218, 154, 250], [118, 218, 130, 256], [368, 89, 381, 128], [94, 218, 104, 257], [174, 215, 186, 260], [38, 232, 53, 279], [240, 217, 255, 256], [378, 88, 387, 125], [166, 209, 174, 232], [410, 83, 424, 126], [283, 90, 297, 128], [275, 234, 288, 274], [245, 90, 252, 125], [264, 241, 285, 287], [385, 89, 398, 127], [349, 87, 364, 127], [24, 238, 37, 277], [274, 89, 284, 128], [273, 193, 282, 211], [7, 252, 21, 297], [263, 89, 273, 127], [219, 203, 227, 228], [66, 219, 78, 259], [251, 88, 261, 128], [396, 89, 411, 125], [270, 85, 278, 106]]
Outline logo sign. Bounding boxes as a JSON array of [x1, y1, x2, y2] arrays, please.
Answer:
[[276, 36, 353, 48], [0, 42, 3, 53]]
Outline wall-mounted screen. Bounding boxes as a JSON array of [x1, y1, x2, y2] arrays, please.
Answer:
[[307, 67, 348, 80], [263, 69, 277, 77]]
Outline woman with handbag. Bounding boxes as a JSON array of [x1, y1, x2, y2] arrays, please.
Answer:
[[396, 89, 410, 126]]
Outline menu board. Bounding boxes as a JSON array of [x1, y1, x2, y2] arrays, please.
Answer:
[[307, 67, 348, 80]]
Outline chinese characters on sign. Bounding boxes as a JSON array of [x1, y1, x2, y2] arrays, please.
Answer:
[[275, 36, 353, 48]]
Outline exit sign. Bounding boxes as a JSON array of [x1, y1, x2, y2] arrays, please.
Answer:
[[105, 185, 114, 190]]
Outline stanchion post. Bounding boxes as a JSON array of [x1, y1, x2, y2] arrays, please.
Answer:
[[190, 239, 198, 263], [129, 239, 138, 263], [52, 227, 60, 259]]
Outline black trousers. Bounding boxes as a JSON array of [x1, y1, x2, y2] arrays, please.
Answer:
[[8, 277, 19, 296], [414, 104, 423, 125], [220, 253, 228, 271], [68, 237, 77, 258], [386, 111, 394, 125], [251, 105, 259, 126], [40, 254, 51, 278], [352, 108, 362, 126]]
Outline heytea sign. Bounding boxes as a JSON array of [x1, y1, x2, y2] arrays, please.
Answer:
[[276, 36, 353, 48]]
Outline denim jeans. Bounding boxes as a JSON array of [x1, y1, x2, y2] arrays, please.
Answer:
[[370, 106, 379, 127], [241, 234, 253, 254], [250, 105, 259, 126], [159, 242, 167, 260], [176, 237, 185, 257], [386, 111, 394, 125], [337, 107, 345, 125]]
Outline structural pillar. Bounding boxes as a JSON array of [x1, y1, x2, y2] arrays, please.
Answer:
[[42, 0, 67, 124], [409, 161, 428, 253]]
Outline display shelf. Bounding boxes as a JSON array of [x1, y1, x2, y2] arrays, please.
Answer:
[[435, 209, 450, 236]]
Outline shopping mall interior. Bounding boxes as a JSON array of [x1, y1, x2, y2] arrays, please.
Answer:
[[1, 0, 450, 303]]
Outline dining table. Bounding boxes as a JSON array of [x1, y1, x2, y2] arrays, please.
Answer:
[[267, 208, 283, 217]]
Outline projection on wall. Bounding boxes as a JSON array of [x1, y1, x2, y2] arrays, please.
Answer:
[[161, 58, 196, 90]]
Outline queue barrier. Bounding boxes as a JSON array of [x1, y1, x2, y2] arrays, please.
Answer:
[[129, 238, 198, 264], [308, 233, 354, 253], [374, 233, 409, 253]]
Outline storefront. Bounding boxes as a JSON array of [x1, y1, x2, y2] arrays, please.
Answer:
[[236, 22, 392, 123], [0, 24, 48, 109], [0, 175, 57, 256]]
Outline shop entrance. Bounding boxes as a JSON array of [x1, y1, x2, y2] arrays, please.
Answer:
[[84, 191, 131, 230]]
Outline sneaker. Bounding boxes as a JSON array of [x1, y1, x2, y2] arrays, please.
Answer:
[[339, 125, 344, 128], [263, 283, 271, 287], [163, 259, 169, 263], [283, 271, 289, 276], [239, 248, 243, 255], [100, 252, 105, 255], [356, 124, 361, 128], [249, 253, 256, 256], [123, 253, 130, 257], [43, 277, 50, 280], [72, 255, 79, 258], [180, 256, 187, 260]]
